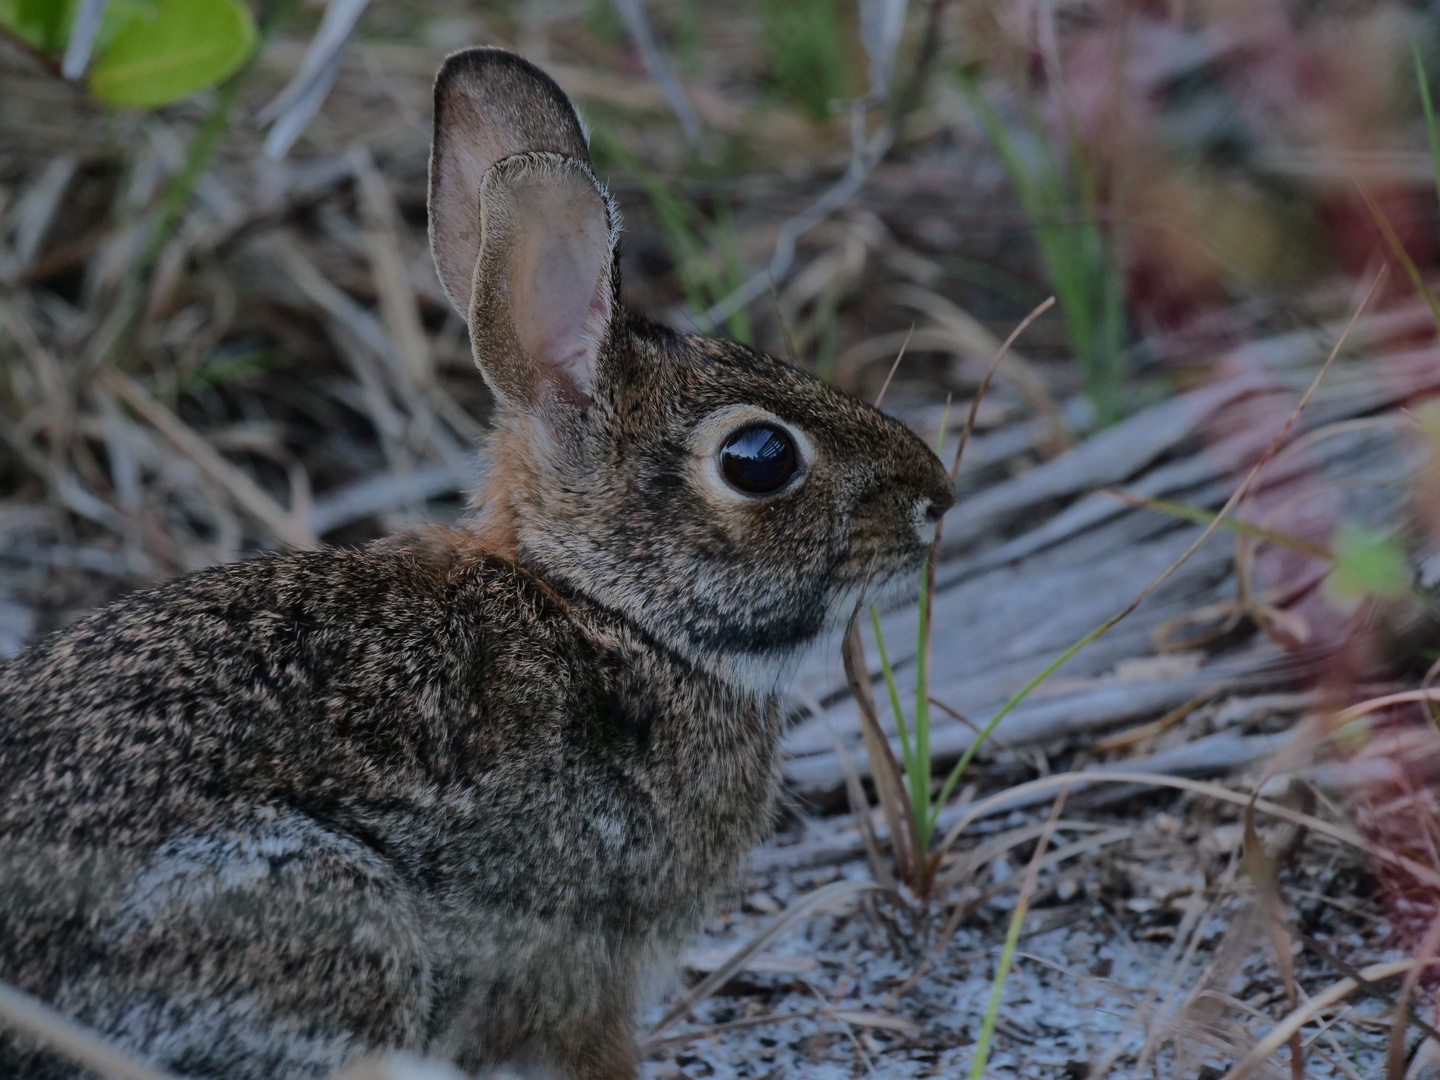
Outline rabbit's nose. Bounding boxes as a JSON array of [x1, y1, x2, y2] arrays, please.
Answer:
[[923, 500, 947, 523]]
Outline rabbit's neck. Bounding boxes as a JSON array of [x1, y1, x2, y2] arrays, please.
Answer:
[[466, 414, 819, 697]]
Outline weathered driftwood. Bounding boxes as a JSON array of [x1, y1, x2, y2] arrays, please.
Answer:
[[782, 352, 1434, 802]]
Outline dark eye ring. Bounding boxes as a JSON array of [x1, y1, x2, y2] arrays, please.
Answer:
[[719, 423, 801, 495]]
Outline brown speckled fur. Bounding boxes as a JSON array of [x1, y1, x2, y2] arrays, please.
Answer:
[[0, 48, 954, 1080]]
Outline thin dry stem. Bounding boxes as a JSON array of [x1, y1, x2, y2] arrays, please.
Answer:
[[1382, 915, 1440, 1080], [842, 624, 917, 883], [870, 322, 914, 408], [948, 295, 1056, 484], [0, 978, 179, 1080]]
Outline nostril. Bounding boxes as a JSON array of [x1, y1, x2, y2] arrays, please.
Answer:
[[924, 500, 946, 524]]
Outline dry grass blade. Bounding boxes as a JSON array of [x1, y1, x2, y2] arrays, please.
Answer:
[[1356, 182, 1440, 327], [645, 1005, 917, 1055], [843, 623, 916, 882], [0, 414, 131, 537], [99, 368, 316, 549], [643, 1008, 831, 1053], [308, 461, 474, 536], [1220, 960, 1434, 1080], [948, 295, 1056, 484], [1243, 803, 1304, 1080], [0, 978, 180, 1080], [889, 824, 1129, 1007], [832, 1009, 921, 1033], [836, 328, 1008, 389], [1102, 489, 1335, 561], [928, 696, 1015, 751], [892, 286, 1066, 454], [1295, 934, 1440, 1043], [352, 145, 433, 388], [271, 238, 403, 373], [1130, 889, 1217, 1074], [870, 323, 914, 409], [1387, 915, 1440, 1080], [932, 821, 1124, 898], [644, 878, 889, 1042], [1089, 690, 1216, 754], [1335, 689, 1440, 724], [834, 727, 897, 891]]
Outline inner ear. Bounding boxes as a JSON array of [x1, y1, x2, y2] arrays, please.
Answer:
[[470, 155, 616, 411], [508, 175, 612, 402]]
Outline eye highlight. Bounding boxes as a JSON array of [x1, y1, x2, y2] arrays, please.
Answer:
[[720, 424, 800, 495]]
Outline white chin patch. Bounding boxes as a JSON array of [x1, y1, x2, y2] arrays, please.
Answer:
[[705, 570, 922, 697], [912, 498, 940, 546]]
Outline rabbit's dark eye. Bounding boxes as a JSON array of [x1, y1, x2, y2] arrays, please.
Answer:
[[720, 424, 799, 495]]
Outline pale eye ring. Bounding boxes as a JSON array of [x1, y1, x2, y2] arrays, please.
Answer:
[[719, 423, 800, 495]]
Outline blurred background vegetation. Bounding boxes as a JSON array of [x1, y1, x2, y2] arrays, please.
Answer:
[[1, 0, 1438, 633]]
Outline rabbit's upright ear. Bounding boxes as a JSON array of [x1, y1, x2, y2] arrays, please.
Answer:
[[429, 48, 616, 412]]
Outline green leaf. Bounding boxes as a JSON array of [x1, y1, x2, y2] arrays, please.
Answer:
[[0, 0, 153, 61], [1412, 43, 1440, 216], [88, 0, 255, 109], [0, 0, 72, 51], [1326, 523, 1410, 603]]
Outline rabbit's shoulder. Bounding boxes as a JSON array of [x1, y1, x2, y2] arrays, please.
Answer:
[[0, 536, 609, 844]]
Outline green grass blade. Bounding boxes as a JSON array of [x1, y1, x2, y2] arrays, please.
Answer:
[[912, 564, 934, 854], [957, 71, 1040, 208], [967, 871, 1029, 1080], [869, 608, 913, 769], [590, 127, 752, 337], [957, 69, 1125, 424], [1413, 42, 1440, 213], [1105, 491, 1334, 560], [967, 796, 1066, 1080], [710, 199, 753, 344], [932, 622, 1103, 821]]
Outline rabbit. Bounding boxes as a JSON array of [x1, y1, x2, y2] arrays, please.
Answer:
[[0, 46, 954, 1080]]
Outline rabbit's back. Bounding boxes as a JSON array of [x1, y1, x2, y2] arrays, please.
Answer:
[[0, 543, 571, 855], [0, 539, 779, 1079]]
